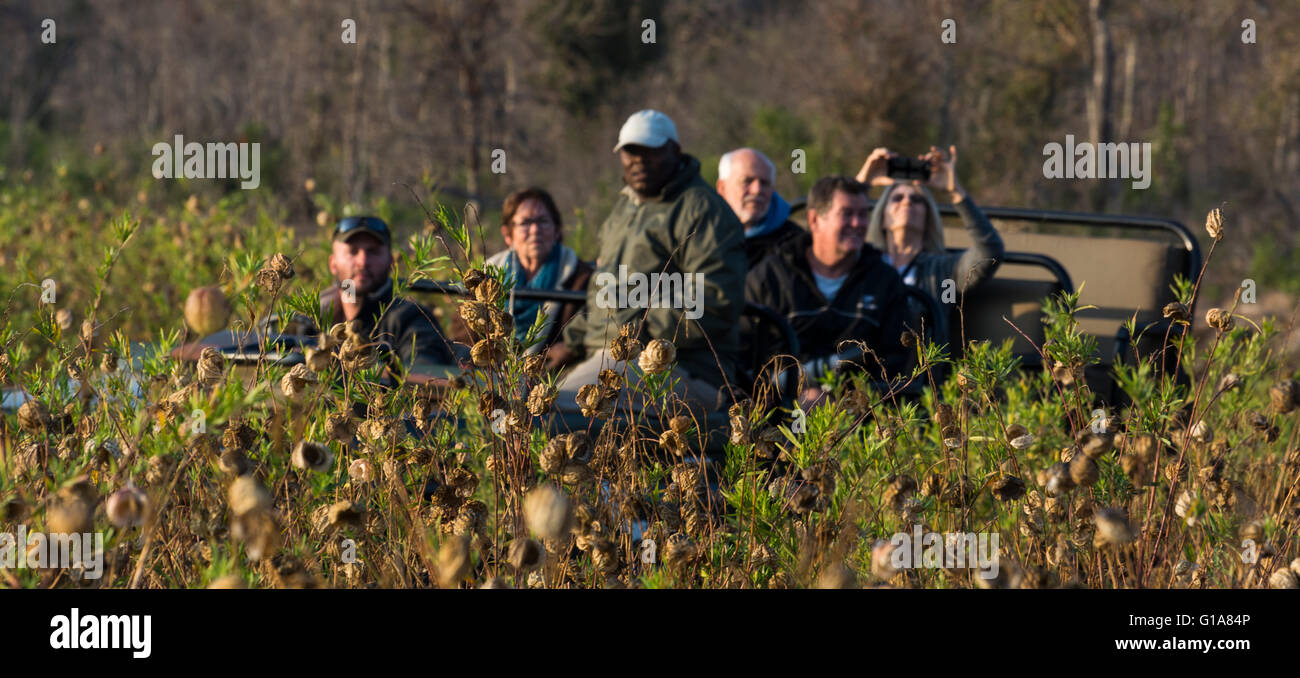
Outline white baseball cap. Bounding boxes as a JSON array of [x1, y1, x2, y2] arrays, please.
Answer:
[[613, 110, 679, 152]]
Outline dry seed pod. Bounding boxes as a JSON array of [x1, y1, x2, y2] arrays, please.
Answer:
[[1050, 361, 1079, 386], [816, 563, 858, 589], [662, 533, 697, 570], [327, 322, 349, 347], [1268, 569, 1298, 589], [538, 437, 566, 474], [196, 347, 225, 386], [608, 323, 642, 362], [638, 339, 676, 374], [1239, 519, 1264, 543], [1078, 432, 1113, 459], [304, 347, 334, 373], [522, 353, 546, 379], [590, 538, 619, 575], [1129, 433, 1159, 463], [1215, 372, 1241, 396], [184, 286, 232, 337], [934, 403, 956, 428], [218, 448, 251, 476], [462, 268, 487, 291], [16, 400, 51, 434], [228, 476, 271, 517], [487, 306, 513, 339], [474, 277, 503, 304], [436, 536, 471, 588], [1092, 507, 1133, 547], [348, 458, 374, 483], [576, 383, 611, 418], [991, 474, 1026, 502], [941, 424, 963, 448], [1162, 302, 1189, 323], [1270, 380, 1300, 415], [231, 511, 281, 562], [1041, 462, 1074, 497], [1069, 454, 1099, 487], [882, 475, 917, 510], [526, 383, 557, 417], [326, 501, 363, 530], [1005, 423, 1028, 442], [325, 411, 355, 443], [1204, 308, 1234, 333], [523, 484, 572, 540], [1119, 454, 1146, 486], [279, 363, 317, 399], [921, 472, 945, 498], [268, 253, 295, 280], [598, 368, 623, 393], [750, 542, 778, 570], [1188, 420, 1213, 443], [291, 440, 333, 473], [470, 338, 507, 368], [2, 496, 29, 522], [57, 476, 99, 505], [145, 455, 174, 486], [253, 268, 283, 295], [870, 539, 900, 580], [659, 429, 687, 457], [508, 538, 544, 572], [560, 463, 592, 486], [840, 389, 871, 418], [457, 300, 491, 335], [46, 496, 93, 535], [1205, 207, 1224, 241], [222, 417, 257, 452], [564, 431, 593, 465]]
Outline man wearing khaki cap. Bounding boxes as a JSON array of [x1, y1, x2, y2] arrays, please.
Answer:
[[318, 216, 459, 372], [549, 110, 746, 417]]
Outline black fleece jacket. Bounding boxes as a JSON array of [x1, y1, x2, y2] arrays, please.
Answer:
[[745, 232, 910, 381]]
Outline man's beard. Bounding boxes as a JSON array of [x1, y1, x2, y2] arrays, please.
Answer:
[[344, 272, 388, 297]]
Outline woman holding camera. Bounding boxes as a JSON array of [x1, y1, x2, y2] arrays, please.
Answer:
[[856, 145, 1004, 346]]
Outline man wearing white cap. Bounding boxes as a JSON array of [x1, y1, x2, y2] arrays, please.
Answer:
[[549, 110, 746, 417]]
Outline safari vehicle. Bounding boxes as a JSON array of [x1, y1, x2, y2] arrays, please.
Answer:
[[405, 201, 1200, 410]]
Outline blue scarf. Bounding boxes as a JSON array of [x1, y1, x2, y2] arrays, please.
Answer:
[[505, 244, 562, 344], [744, 192, 792, 239]]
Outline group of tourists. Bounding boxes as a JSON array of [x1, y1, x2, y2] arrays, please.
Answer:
[[314, 109, 1007, 415]]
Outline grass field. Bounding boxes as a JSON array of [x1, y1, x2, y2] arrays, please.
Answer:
[[3, 181, 1299, 590]]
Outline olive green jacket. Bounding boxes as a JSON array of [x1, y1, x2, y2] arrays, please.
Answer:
[[563, 154, 747, 389]]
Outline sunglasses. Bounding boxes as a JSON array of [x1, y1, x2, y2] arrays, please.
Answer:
[[334, 216, 391, 240]]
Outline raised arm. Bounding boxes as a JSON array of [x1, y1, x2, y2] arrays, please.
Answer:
[[925, 145, 1004, 292]]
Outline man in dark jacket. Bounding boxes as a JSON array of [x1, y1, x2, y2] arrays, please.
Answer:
[[716, 147, 804, 268], [550, 110, 747, 415], [746, 176, 910, 406], [318, 216, 460, 376]]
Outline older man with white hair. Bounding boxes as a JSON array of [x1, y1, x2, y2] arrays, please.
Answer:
[[715, 147, 804, 267]]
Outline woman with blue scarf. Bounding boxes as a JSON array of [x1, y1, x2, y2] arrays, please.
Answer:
[[479, 188, 592, 355]]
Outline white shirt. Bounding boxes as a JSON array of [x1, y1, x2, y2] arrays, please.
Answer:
[[811, 270, 847, 301]]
